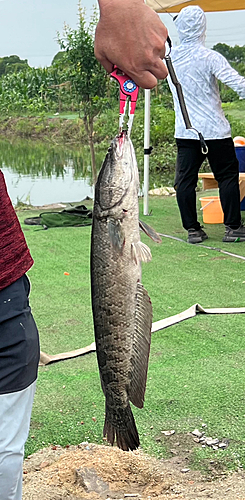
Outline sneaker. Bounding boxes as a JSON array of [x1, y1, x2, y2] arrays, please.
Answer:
[[223, 225, 245, 242], [187, 228, 208, 244]]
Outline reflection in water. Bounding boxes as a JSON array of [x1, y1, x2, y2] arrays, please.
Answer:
[[0, 139, 105, 206], [0, 138, 175, 206]]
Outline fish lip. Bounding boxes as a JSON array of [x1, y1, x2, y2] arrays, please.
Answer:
[[111, 130, 127, 160]]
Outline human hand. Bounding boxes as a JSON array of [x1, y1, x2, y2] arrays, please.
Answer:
[[95, 0, 168, 89]]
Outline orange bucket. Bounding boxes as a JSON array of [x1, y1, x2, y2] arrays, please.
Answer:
[[199, 196, 224, 224]]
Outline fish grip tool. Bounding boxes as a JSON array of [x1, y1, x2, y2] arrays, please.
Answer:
[[110, 66, 139, 136], [165, 36, 208, 155]]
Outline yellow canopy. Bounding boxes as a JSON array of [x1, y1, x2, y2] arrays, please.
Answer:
[[146, 0, 245, 12]]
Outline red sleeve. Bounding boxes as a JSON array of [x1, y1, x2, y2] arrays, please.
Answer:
[[0, 171, 34, 291]]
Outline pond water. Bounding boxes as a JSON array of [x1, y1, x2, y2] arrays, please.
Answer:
[[0, 138, 174, 207], [0, 139, 106, 206]]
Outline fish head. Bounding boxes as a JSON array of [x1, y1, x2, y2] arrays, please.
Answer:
[[95, 131, 139, 213]]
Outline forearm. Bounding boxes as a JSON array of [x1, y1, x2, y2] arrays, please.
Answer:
[[218, 67, 245, 99], [212, 52, 245, 99]]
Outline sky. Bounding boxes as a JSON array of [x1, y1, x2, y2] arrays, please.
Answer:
[[0, 0, 244, 68]]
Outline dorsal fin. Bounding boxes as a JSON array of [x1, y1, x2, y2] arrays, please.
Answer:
[[129, 282, 152, 409], [139, 220, 162, 243]]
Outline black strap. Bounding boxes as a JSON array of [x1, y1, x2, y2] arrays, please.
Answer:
[[144, 146, 153, 155]]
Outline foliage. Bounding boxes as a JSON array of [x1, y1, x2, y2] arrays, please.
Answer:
[[217, 84, 238, 103], [212, 43, 245, 101], [0, 40, 242, 117], [57, 3, 110, 182], [0, 55, 30, 76], [0, 66, 73, 114], [225, 114, 245, 138], [213, 43, 245, 65], [51, 51, 66, 65], [57, 7, 108, 117], [154, 79, 174, 109]]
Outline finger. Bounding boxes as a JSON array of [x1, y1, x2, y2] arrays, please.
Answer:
[[159, 47, 166, 60], [131, 71, 158, 90], [149, 59, 169, 81], [94, 51, 114, 74]]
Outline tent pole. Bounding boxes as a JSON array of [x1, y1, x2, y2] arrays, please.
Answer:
[[143, 88, 151, 215]]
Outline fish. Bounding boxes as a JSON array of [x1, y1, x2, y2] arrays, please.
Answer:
[[90, 130, 154, 451]]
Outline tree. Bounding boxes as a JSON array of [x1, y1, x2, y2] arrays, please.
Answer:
[[58, 4, 109, 183], [51, 51, 66, 65], [212, 43, 245, 101], [212, 43, 245, 66], [0, 55, 30, 76]]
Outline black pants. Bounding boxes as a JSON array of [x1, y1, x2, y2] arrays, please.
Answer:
[[175, 138, 241, 231]]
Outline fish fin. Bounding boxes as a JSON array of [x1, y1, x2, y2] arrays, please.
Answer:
[[139, 219, 162, 243], [132, 241, 152, 264], [103, 403, 140, 451], [129, 282, 152, 409], [131, 242, 138, 265], [108, 218, 125, 251]]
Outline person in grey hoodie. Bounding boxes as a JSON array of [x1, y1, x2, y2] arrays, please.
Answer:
[[168, 5, 245, 244]]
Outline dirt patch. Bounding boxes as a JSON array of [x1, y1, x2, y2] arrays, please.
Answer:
[[23, 442, 245, 500]]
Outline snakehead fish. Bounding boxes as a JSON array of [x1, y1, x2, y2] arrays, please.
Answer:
[[90, 131, 153, 451]]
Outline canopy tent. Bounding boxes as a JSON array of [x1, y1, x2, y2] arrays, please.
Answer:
[[142, 0, 245, 215], [146, 0, 245, 13]]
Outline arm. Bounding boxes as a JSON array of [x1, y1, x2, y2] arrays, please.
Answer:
[[211, 51, 245, 99], [94, 0, 168, 89]]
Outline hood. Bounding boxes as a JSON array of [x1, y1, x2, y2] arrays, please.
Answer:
[[175, 5, 206, 44]]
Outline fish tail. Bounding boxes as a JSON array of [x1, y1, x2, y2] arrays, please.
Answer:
[[103, 403, 140, 451]]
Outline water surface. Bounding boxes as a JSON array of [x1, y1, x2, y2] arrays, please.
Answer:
[[0, 139, 105, 206]]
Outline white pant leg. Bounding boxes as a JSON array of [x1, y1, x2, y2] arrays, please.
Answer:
[[0, 381, 36, 500]]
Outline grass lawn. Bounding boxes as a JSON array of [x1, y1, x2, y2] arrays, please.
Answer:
[[19, 191, 245, 474], [47, 112, 80, 120], [223, 100, 245, 124]]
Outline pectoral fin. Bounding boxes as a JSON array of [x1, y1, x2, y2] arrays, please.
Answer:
[[129, 282, 152, 409], [131, 241, 152, 264], [108, 218, 125, 251], [139, 220, 162, 243]]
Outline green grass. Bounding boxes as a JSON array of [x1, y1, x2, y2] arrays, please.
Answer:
[[47, 112, 80, 120], [20, 193, 245, 473], [222, 100, 245, 123]]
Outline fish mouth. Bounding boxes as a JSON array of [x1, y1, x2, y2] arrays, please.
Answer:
[[118, 129, 127, 144], [111, 130, 128, 159]]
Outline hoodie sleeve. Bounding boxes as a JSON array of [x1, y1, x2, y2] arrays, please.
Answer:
[[210, 50, 245, 99]]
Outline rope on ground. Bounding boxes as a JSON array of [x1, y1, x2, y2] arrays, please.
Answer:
[[151, 303, 245, 333], [39, 342, 96, 366], [159, 233, 245, 261], [39, 304, 245, 365]]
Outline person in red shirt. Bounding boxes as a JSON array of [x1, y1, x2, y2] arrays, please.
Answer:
[[0, 170, 40, 499]]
